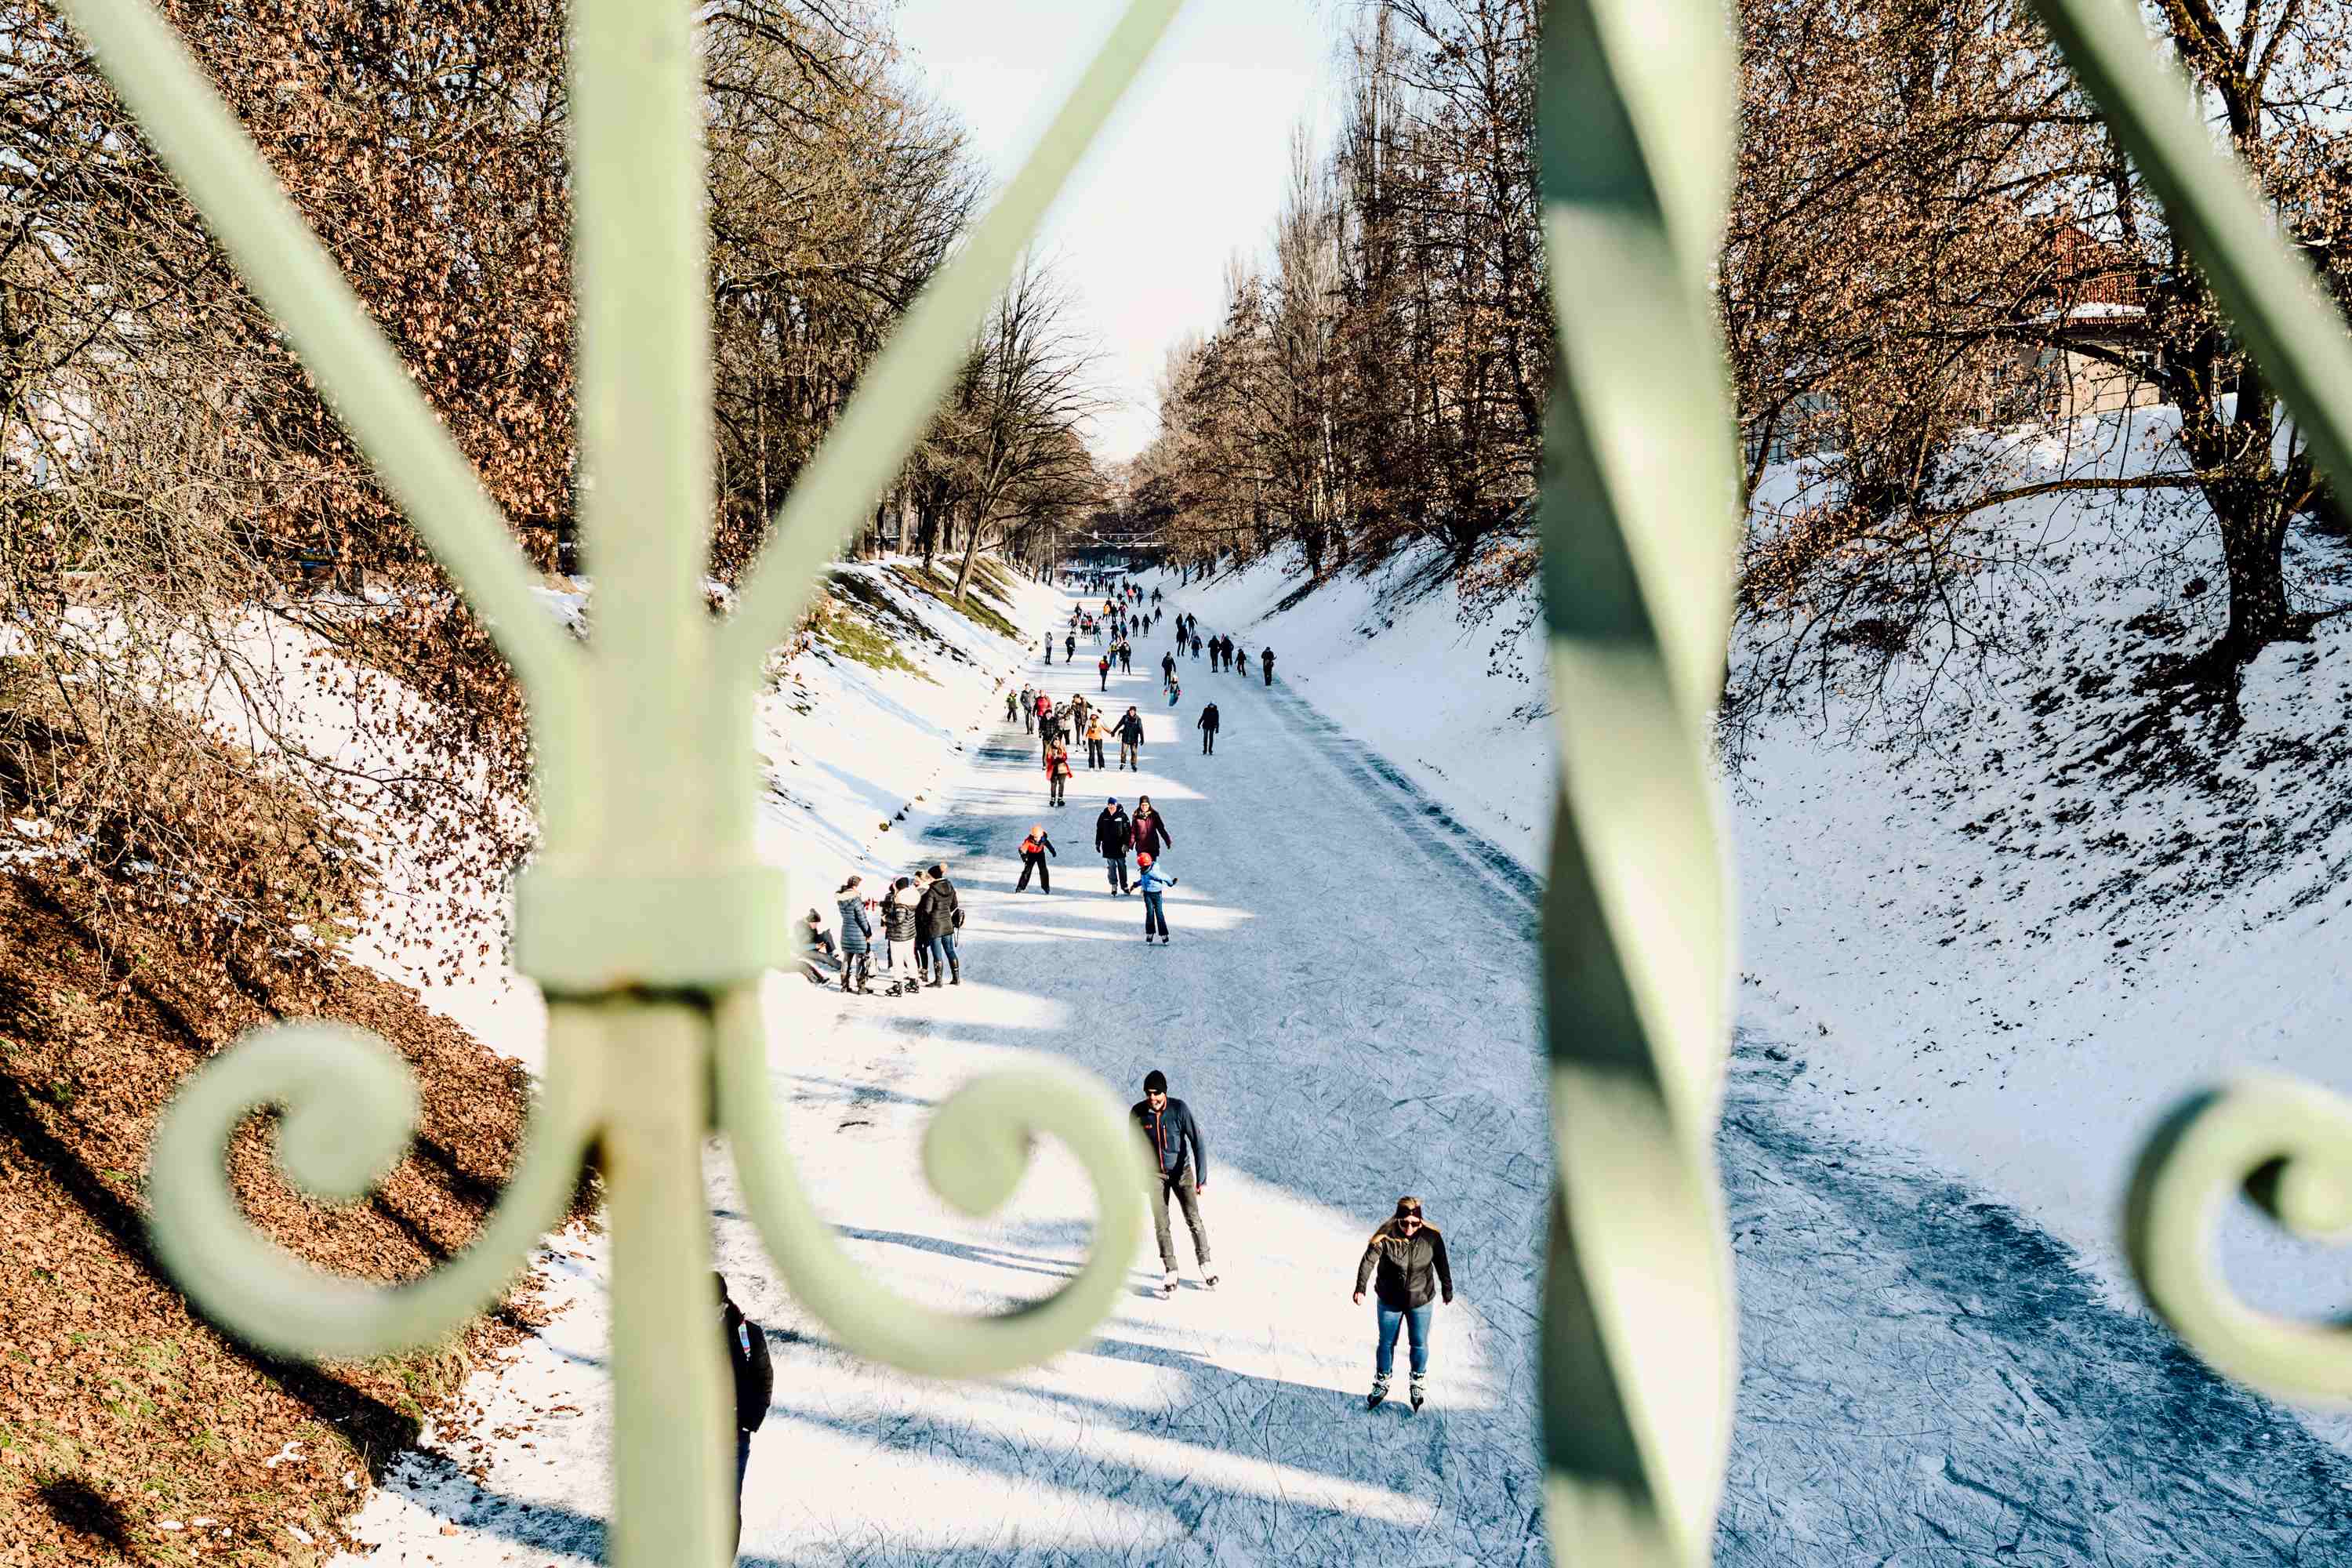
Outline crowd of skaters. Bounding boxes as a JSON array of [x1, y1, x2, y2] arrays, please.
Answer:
[[758, 572, 1454, 1513]]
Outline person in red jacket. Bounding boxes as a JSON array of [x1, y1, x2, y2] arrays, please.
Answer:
[[1044, 741, 1073, 807], [1131, 796, 1174, 858]]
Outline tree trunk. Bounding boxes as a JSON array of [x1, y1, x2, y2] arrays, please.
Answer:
[[2214, 482, 2292, 660], [952, 516, 989, 604]]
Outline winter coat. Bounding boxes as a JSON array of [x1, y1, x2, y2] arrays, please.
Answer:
[[1051, 750, 1073, 781], [1131, 807, 1174, 856], [720, 1294, 774, 1432], [1095, 808, 1132, 858], [1021, 832, 1058, 860], [1136, 859, 1176, 896], [1086, 718, 1106, 742], [1198, 704, 1220, 733], [1131, 1096, 1208, 1185], [836, 895, 873, 954], [916, 878, 959, 942], [1354, 1220, 1454, 1311], [882, 891, 918, 943], [1116, 713, 1145, 744]]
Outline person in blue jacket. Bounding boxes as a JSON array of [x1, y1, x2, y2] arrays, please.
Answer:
[[1131, 1069, 1214, 1297], [1136, 850, 1177, 944]]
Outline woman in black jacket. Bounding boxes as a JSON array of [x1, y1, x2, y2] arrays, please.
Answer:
[[1351, 1196, 1454, 1410]]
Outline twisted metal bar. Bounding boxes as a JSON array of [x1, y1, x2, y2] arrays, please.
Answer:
[[2020, 0, 2352, 1406], [1532, 1, 1740, 1562]]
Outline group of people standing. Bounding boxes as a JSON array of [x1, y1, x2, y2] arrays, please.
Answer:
[[804, 864, 963, 994]]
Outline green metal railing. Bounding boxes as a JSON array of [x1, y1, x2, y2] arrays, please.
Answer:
[[60, 0, 2352, 1559]]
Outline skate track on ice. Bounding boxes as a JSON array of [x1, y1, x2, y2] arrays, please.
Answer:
[[339, 586, 2352, 1566]]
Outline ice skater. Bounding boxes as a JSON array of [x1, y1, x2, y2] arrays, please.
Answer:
[[1136, 850, 1176, 943], [1096, 797, 1133, 895], [1016, 825, 1058, 892], [1198, 702, 1219, 754], [1352, 1197, 1454, 1412], [1132, 1069, 1214, 1296]]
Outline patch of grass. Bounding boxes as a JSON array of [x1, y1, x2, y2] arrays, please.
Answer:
[[890, 563, 1022, 641], [816, 611, 929, 681]]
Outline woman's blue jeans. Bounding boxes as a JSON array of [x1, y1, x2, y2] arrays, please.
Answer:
[[1375, 1303, 1432, 1377]]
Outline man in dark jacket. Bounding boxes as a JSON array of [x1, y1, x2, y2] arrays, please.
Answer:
[[916, 864, 960, 985], [1131, 797, 1173, 858], [1351, 1196, 1454, 1410], [1197, 702, 1220, 755], [1095, 799, 1134, 894], [1260, 647, 1275, 686], [1132, 1069, 1214, 1295], [1115, 706, 1145, 771], [715, 1272, 773, 1553]]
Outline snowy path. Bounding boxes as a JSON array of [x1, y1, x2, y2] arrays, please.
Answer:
[[338, 589, 2352, 1566]]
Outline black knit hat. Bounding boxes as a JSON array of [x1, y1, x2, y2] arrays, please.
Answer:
[[1143, 1069, 1167, 1094]]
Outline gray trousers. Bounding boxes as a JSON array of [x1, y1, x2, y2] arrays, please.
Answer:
[[1150, 1165, 1210, 1272]]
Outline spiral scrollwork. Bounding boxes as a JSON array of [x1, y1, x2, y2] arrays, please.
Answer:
[[713, 985, 1149, 1380], [2125, 1080, 2352, 1402], [146, 1021, 597, 1362]]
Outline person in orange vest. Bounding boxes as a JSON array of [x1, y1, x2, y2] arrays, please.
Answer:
[[1015, 825, 1058, 893]]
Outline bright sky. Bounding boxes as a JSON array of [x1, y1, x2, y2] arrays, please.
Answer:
[[889, 0, 1338, 464]]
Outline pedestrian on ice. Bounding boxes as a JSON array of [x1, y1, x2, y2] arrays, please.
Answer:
[[1022, 684, 1038, 731], [1006, 688, 1020, 724], [1131, 795, 1173, 858], [1085, 711, 1108, 770], [1096, 797, 1133, 895], [1191, 632, 1203, 661], [1046, 739, 1073, 808], [1098, 653, 1111, 691], [1260, 647, 1275, 686], [1136, 851, 1178, 944], [1016, 824, 1058, 893], [1132, 1069, 1213, 1296], [1353, 1196, 1454, 1413], [834, 875, 873, 993], [1198, 702, 1220, 755], [1065, 630, 1076, 662], [1161, 649, 1178, 686], [917, 862, 961, 985], [1116, 706, 1145, 771], [1232, 644, 1249, 678], [713, 1272, 773, 1557], [882, 876, 920, 977]]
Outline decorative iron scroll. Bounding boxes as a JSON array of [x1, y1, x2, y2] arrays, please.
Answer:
[[66, 0, 1179, 1562], [2016, 0, 2352, 1408]]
